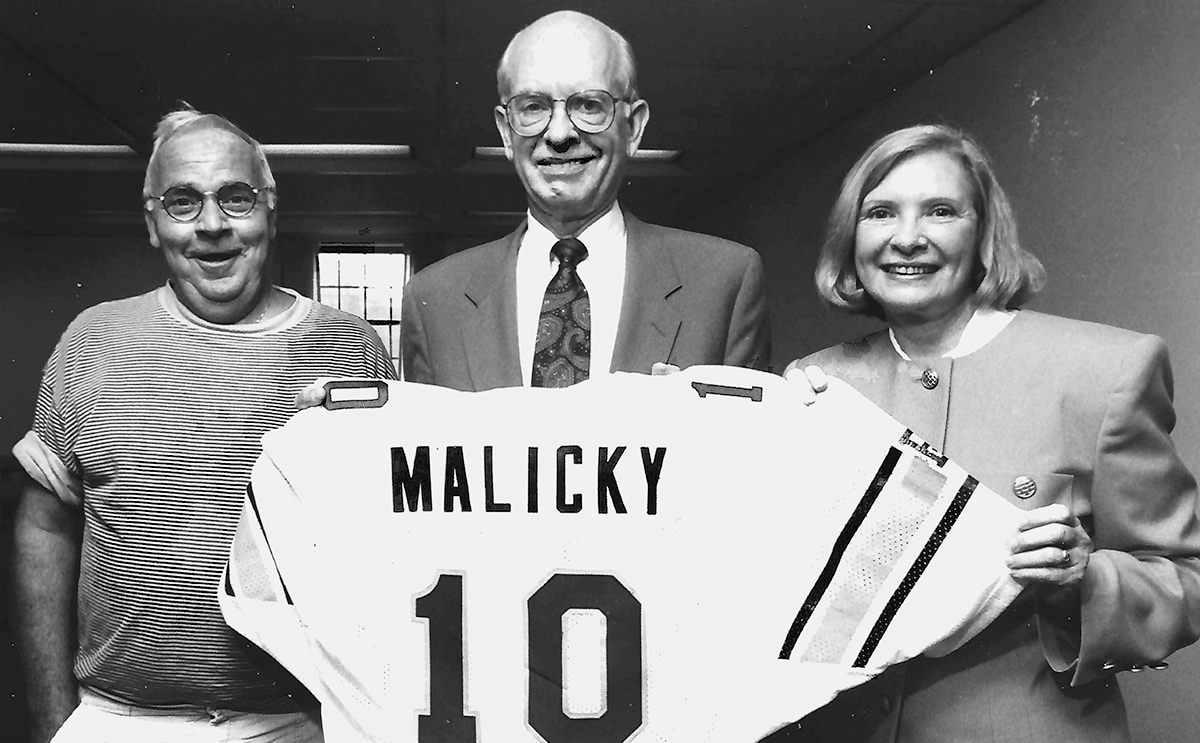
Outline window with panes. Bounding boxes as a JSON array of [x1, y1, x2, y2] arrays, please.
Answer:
[[316, 244, 409, 376]]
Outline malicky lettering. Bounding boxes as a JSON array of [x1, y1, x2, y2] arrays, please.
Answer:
[[390, 445, 668, 515]]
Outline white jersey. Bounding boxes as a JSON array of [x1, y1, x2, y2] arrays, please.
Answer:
[[220, 366, 1024, 743]]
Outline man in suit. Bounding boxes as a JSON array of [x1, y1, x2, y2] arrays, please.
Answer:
[[402, 10, 770, 389]]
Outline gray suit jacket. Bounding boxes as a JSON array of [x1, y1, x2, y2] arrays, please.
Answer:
[[401, 213, 770, 389]]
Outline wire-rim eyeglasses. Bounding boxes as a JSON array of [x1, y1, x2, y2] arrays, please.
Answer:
[[147, 182, 273, 223], [502, 90, 632, 137]]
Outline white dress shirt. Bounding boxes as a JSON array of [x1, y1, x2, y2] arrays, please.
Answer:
[[515, 202, 628, 386]]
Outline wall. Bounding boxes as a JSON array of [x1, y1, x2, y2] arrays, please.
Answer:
[[0, 232, 167, 454], [683, 0, 1200, 739]]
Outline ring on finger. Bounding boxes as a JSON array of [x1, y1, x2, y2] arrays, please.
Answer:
[[1059, 549, 1071, 566]]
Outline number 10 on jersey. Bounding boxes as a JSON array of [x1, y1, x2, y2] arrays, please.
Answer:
[[415, 573, 644, 742]]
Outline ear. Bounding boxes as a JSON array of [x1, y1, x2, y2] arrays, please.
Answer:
[[265, 191, 278, 241], [624, 99, 650, 157], [493, 105, 516, 161], [143, 204, 161, 249]]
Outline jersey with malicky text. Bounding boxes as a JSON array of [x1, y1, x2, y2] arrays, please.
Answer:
[[220, 366, 1025, 743]]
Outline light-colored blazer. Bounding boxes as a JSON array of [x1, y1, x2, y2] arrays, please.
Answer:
[[779, 310, 1200, 743], [401, 212, 771, 389]]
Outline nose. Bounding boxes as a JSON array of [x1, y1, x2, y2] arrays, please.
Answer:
[[194, 194, 229, 235], [889, 215, 927, 254], [543, 100, 581, 150]]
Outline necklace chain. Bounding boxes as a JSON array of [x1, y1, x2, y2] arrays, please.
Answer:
[[243, 290, 280, 325]]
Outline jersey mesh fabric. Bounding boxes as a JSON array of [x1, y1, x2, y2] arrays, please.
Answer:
[[32, 285, 395, 710], [803, 456, 946, 663], [222, 366, 1025, 740]]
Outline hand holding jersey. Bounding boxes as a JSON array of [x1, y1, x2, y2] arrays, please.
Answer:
[[222, 365, 1024, 742]]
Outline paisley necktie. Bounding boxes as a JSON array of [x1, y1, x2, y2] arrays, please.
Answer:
[[531, 237, 590, 387]]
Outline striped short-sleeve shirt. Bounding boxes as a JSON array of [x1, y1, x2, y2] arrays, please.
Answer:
[[32, 284, 395, 711]]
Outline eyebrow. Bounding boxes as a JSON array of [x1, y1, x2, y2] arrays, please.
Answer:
[[862, 194, 966, 206], [162, 180, 248, 191], [507, 89, 609, 98]]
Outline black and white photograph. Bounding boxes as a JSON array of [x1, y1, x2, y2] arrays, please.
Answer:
[[2, 1, 1199, 741]]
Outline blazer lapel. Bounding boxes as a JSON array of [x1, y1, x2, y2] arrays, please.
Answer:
[[611, 213, 684, 373], [462, 225, 525, 390]]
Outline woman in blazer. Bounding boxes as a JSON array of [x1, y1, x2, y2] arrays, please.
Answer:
[[782, 124, 1200, 742]]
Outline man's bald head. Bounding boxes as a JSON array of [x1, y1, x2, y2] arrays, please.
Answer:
[[142, 106, 275, 202], [496, 11, 638, 102]]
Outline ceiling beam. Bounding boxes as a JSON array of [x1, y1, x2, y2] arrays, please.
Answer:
[[1, 31, 147, 155], [0, 143, 423, 175]]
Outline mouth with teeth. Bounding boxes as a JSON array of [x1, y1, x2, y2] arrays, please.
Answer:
[[882, 263, 938, 276], [536, 152, 598, 176]]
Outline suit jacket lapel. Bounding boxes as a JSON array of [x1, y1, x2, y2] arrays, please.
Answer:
[[463, 224, 525, 390], [611, 213, 684, 373]]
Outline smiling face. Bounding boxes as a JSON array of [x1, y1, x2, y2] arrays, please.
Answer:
[[144, 127, 275, 324], [854, 150, 981, 328], [494, 14, 649, 237]]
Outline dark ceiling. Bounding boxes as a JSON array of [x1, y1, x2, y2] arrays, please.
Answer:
[[1, 0, 1042, 246]]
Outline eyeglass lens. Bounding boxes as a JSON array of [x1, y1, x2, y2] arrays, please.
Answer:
[[162, 183, 258, 220], [507, 90, 617, 136]]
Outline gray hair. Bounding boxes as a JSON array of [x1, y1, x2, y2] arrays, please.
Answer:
[[141, 104, 276, 202]]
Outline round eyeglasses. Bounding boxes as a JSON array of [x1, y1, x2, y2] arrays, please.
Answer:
[[148, 182, 271, 222], [502, 90, 630, 137]]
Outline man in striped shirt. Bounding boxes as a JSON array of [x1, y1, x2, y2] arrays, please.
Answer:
[[12, 106, 394, 743]]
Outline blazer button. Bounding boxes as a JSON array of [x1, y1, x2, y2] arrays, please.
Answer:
[[880, 695, 893, 715], [920, 368, 939, 390], [1012, 476, 1037, 500], [1130, 665, 1145, 672], [1101, 662, 1117, 671], [1149, 661, 1170, 670]]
